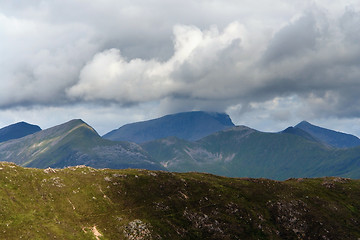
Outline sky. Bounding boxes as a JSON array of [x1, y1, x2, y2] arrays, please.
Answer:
[[1, 0, 360, 136]]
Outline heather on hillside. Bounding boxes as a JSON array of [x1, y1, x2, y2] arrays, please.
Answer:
[[0, 162, 359, 239]]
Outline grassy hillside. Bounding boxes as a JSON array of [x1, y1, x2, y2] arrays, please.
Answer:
[[142, 126, 360, 179], [0, 162, 359, 239], [0, 120, 164, 171]]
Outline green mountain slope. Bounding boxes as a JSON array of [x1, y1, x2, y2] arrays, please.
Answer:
[[142, 126, 360, 180], [281, 126, 319, 142], [0, 119, 164, 170], [0, 162, 359, 239]]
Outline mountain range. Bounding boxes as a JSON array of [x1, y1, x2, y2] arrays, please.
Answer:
[[142, 125, 360, 179], [0, 119, 164, 171], [1, 111, 360, 180]]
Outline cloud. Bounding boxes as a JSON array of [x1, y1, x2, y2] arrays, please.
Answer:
[[1, 1, 360, 136], [67, 7, 360, 120], [261, 11, 321, 63], [67, 22, 248, 104], [0, 12, 97, 107]]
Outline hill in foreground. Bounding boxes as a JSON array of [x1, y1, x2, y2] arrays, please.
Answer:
[[0, 162, 359, 239], [103, 111, 235, 143]]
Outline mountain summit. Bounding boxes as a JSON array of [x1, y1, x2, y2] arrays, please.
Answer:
[[103, 111, 235, 143], [295, 121, 360, 148], [0, 119, 164, 170], [0, 121, 41, 143]]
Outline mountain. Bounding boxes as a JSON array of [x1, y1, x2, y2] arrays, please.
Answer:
[[103, 111, 235, 143], [142, 126, 360, 180], [1, 162, 360, 239], [0, 119, 164, 170], [281, 126, 319, 142], [295, 120, 360, 148], [2, 116, 360, 180], [0, 121, 41, 143]]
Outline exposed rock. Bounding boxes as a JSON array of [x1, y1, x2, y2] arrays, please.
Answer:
[[123, 219, 152, 240], [44, 167, 57, 174]]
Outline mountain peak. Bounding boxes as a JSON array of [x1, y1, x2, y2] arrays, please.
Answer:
[[295, 120, 313, 128], [281, 126, 318, 142], [295, 121, 360, 148], [54, 119, 96, 132], [64, 119, 85, 125], [0, 121, 42, 143], [0, 119, 163, 170], [103, 111, 235, 143], [297, 120, 310, 124]]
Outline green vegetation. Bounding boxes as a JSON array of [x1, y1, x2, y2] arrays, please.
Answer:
[[0, 162, 360, 239], [0, 119, 165, 171], [142, 126, 360, 179], [1, 119, 360, 180]]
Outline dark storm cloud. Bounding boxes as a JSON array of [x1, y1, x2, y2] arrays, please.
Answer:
[[1, 0, 360, 132], [262, 11, 321, 63], [233, 7, 360, 120]]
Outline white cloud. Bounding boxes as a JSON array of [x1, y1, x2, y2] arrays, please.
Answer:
[[66, 7, 360, 121], [1, 0, 360, 136], [67, 22, 249, 103], [0, 12, 97, 107]]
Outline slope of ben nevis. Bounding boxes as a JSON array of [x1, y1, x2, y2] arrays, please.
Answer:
[[138, 114, 360, 180], [103, 111, 235, 143], [0, 119, 164, 170]]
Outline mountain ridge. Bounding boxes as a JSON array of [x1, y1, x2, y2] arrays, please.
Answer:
[[0, 119, 165, 170], [0, 121, 41, 143], [142, 125, 360, 180], [103, 111, 235, 143], [1, 114, 360, 180], [295, 120, 360, 148]]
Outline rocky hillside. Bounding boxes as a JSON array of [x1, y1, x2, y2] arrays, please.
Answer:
[[0, 162, 359, 239]]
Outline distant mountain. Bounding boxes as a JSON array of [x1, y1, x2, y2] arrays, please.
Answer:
[[0, 121, 41, 143], [0, 119, 164, 170], [1, 162, 360, 239], [103, 111, 235, 143], [295, 121, 360, 148], [2, 116, 360, 180], [142, 126, 360, 180], [281, 126, 319, 142]]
